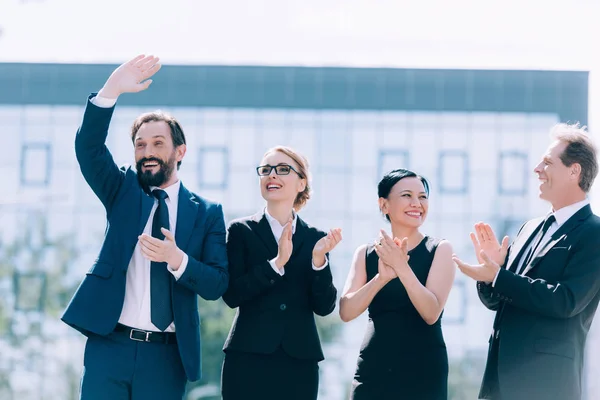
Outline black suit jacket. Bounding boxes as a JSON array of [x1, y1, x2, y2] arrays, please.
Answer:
[[477, 204, 600, 400], [222, 212, 337, 361]]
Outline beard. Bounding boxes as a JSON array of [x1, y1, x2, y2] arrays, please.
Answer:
[[136, 153, 177, 190]]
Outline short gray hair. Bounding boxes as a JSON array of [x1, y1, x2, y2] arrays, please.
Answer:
[[551, 123, 598, 192]]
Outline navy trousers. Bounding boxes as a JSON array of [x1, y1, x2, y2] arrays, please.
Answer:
[[80, 330, 187, 400]]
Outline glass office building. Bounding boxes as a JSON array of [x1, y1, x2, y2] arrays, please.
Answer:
[[0, 63, 595, 399]]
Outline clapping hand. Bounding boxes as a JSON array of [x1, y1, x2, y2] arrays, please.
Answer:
[[273, 218, 294, 270], [374, 230, 410, 275], [312, 228, 343, 268]]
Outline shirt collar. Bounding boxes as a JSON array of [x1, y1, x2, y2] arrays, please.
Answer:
[[551, 198, 589, 227], [264, 208, 297, 233], [150, 180, 181, 202]]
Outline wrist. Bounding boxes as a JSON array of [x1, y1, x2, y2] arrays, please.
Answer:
[[274, 256, 285, 269], [394, 263, 411, 279], [487, 264, 501, 283], [168, 248, 185, 270], [97, 86, 120, 100], [312, 253, 325, 268], [375, 273, 392, 286]]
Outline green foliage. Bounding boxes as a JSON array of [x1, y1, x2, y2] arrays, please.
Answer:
[[0, 212, 81, 399]]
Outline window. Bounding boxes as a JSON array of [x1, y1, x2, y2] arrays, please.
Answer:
[[498, 151, 528, 195], [13, 271, 47, 312], [20, 143, 51, 187], [199, 147, 229, 189], [439, 150, 468, 194], [377, 149, 409, 179]]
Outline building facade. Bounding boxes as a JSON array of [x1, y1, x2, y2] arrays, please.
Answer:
[[0, 63, 595, 399]]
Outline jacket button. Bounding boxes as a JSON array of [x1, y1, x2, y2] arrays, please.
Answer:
[[270, 279, 275, 284], [280, 304, 287, 311]]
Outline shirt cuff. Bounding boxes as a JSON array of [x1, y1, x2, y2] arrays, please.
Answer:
[[312, 257, 328, 271], [269, 259, 285, 276], [491, 268, 501, 287], [168, 253, 188, 280], [90, 94, 117, 108]]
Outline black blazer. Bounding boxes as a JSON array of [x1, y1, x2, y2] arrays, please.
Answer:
[[477, 204, 600, 400], [222, 212, 337, 361]]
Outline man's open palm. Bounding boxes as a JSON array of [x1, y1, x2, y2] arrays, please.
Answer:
[[99, 55, 161, 98], [471, 222, 509, 266]]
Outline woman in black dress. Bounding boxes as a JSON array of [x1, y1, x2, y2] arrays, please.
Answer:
[[339, 168, 455, 400], [221, 145, 342, 400]]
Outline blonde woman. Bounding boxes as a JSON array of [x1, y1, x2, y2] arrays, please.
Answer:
[[221, 146, 342, 400]]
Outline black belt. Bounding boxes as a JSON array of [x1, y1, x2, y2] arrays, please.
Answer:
[[114, 323, 177, 344]]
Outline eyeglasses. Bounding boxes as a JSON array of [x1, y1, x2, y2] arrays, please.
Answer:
[[256, 164, 302, 177]]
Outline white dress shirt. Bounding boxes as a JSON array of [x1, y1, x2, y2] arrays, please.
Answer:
[[91, 94, 188, 332], [264, 209, 328, 274], [493, 198, 589, 285]]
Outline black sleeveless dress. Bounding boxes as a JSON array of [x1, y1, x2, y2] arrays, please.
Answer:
[[350, 236, 448, 400]]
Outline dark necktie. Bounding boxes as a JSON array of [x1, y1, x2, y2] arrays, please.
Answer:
[[519, 214, 556, 272], [150, 189, 174, 331]]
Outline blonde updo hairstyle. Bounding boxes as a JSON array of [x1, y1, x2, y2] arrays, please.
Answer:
[[263, 146, 312, 211]]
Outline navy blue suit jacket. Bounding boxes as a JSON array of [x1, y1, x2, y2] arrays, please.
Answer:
[[61, 96, 229, 381]]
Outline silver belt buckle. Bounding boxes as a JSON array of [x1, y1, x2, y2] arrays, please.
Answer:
[[129, 328, 151, 342]]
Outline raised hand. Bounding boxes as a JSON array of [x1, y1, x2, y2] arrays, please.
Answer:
[[98, 55, 162, 99], [273, 218, 294, 270], [470, 222, 509, 266], [312, 228, 343, 267]]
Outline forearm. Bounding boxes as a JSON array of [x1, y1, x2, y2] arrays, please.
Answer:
[[309, 266, 337, 316], [222, 260, 283, 308], [176, 255, 228, 300], [493, 267, 600, 318], [339, 274, 388, 322], [477, 281, 500, 311], [398, 269, 442, 325], [75, 95, 123, 210]]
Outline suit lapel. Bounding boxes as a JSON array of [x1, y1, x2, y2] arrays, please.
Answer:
[[522, 204, 592, 276], [175, 184, 199, 251], [505, 218, 544, 272], [251, 211, 308, 260], [138, 190, 155, 235], [291, 216, 308, 259], [252, 212, 279, 257]]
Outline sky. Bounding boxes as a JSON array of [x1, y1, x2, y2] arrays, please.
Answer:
[[1, 0, 598, 68], [1, 0, 599, 146]]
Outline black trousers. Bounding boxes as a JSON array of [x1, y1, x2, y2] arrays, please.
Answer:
[[221, 347, 319, 400]]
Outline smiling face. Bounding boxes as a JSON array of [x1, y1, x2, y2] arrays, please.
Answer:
[[379, 177, 429, 228], [258, 150, 306, 208], [134, 120, 185, 188], [533, 140, 581, 210]]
